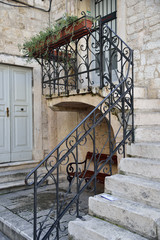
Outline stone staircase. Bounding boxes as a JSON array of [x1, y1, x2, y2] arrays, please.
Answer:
[[68, 87, 160, 240], [0, 160, 46, 194]]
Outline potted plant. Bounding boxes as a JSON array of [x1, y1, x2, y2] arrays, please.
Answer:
[[21, 14, 93, 60]]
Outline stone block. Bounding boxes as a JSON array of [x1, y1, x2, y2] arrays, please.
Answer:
[[145, 6, 157, 18], [127, 143, 160, 159], [149, 14, 160, 27], [134, 99, 160, 110], [126, 6, 135, 17], [146, 41, 160, 50], [146, 50, 160, 65], [127, 13, 143, 25], [68, 215, 147, 240], [126, 0, 140, 7], [135, 20, 144, 32], [135, 126, 160, 142], [150, 78, 160, 88], [105, 174, 160, 208], [144, 65, 156, 79], [119, 157, 160, 182], [134, 87, 147, 99], [145, 0, 155, 6], [134, 112, 160, 126], [148, 88, 158, 99], [141, 53, 146, 65], [89, 194, 160, 239]]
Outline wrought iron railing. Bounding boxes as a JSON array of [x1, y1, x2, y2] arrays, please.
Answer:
[[36, 13, 132, 96], [25, 71, 133, 240], [25, 15, 134, 239]]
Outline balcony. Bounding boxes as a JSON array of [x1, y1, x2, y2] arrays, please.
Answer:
[[32, 14, 133, 98]]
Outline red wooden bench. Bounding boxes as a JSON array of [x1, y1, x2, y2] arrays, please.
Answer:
[[67, 151, 117, 185]]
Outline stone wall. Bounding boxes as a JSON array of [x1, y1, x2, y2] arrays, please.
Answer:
[[0, 0, 77, 160], [1, 0, 159, 162], [125, 0, 160, 98], [0, 0, 78, 56]]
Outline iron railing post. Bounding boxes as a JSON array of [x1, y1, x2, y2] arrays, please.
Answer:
[[75, 42, 78, 93], [46, 52, 52, 97], [99, 17, 103, 88], [86, 35, 90, 91], [121, 41, 126, 157], [41, 59, 44, 95], [76, 129, 80, 217], [108, 95, 112, 175], [131, 50, 134, 143], [109, 28, 112, 88], [93, 112, 96, 195], [56, 148, 59, 239], [34, 171, 37, 240]]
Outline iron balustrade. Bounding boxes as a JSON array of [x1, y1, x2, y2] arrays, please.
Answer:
[[25, 69, 134, 240], [35, 13, 132, 97], [25, 15, 134, 239]]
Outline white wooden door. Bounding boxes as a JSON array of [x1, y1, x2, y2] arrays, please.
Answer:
[[0, 65, 32, 163], [0, 66, 10, 162]]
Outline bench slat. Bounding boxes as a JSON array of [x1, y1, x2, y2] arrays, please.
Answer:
[[67, 151, 117, 185]]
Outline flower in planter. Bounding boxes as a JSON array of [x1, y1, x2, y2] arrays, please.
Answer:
[[19, 14, 93, 61]]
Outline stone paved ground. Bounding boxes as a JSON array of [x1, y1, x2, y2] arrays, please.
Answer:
[[0, 180, 103, 240], [0, 231, 11, 240]]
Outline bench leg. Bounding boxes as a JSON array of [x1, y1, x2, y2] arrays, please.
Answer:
[[67, 175, 73, 193]]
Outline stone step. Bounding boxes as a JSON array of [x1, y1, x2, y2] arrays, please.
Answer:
[[104, 174, 160, 208], [135, 126, 160, 142], [68, 215, 147, 240], [134, 87, 147, 99], [119, 157, 160, 181], [0, 167, 47, 184], [0, 173, 67, 194], [0, 205, 32, 240], [134, 99, 160, 111], [127, 142, 160, 159], [0, 160, 40, 173], [89, 194, 160, 239], [0, 231, 10, 240], [134, 112, 160, 126], [0, 180, 29, 195]]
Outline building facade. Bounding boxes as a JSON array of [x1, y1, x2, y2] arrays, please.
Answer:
[[0, 0, 160, 239], [0, 0, 159, 165]]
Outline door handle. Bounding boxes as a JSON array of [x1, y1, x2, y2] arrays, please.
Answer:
[[6, 107, 9, 117]]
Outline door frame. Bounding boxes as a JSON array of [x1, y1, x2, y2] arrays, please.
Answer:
[[0, 64, 33, 163]]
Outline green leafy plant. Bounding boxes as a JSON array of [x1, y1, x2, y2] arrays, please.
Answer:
[[20, 15, 78, 60]]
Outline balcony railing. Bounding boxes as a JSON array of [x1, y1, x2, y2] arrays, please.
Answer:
[[35, 13, 133, 97]]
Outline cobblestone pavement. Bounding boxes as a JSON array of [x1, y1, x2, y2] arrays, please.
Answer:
[[0, 231, 11, 240], [0, 180, 103, 240]]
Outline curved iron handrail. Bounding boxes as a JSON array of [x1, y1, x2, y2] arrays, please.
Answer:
[[25, 19, 134, 240], [25, 75, 132, 187]]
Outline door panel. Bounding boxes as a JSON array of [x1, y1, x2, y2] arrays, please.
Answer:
[[0, 66, 10, 162], [0, 65, 32, 162], [11, 68, 32, 161], [15, 117, 28, 146]]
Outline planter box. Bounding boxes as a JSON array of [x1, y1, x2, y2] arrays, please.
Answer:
[[31, 18, 93, 58], [49, 18, 93, 49]]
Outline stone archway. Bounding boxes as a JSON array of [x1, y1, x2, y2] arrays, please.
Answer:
[[47, 93, 123, 160], [47, 94, 122, 177]]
